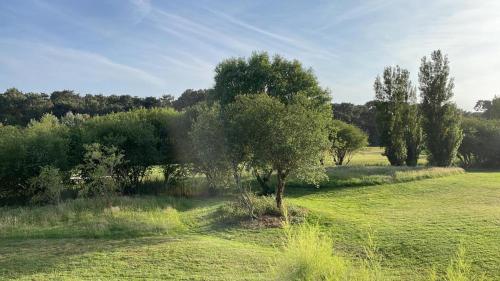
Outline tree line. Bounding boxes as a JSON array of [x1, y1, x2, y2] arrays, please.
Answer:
[[1, 50, 499, 209], [374, 50, 500, 168], [0, 52, 365, 210], [0, 88, 210, 126]]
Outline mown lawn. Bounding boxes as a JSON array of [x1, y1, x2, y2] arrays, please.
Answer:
[[1, 166, 499, 280]]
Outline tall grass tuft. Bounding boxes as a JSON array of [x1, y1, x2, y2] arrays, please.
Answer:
[[429, 246, 487, 281], [0, 196, 188, 239], [274, 224, 384, 281]]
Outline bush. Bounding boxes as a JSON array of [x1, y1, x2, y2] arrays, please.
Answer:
[[0, 114, 70, 203], [77, 143, 124, 198], [29, 166, 65, 205], [328, 120, 368, 165], [274, 224, 384, 281], [81, 108, 180, 192], [458, 118, 500, 168], [217, 193, 306, 224]]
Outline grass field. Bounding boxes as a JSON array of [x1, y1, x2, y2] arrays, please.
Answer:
[[1, 149, 499, 280]]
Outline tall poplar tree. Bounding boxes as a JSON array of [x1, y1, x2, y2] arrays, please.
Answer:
[[418, 50, 462, 166], [374, 66, 411, 166]]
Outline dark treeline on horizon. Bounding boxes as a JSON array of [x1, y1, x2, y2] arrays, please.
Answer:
[[0, 88, 210, 126], [1, 87, 497, 148]]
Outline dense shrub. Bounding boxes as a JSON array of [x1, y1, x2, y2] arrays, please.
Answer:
[[28, 166, 65, 205], [217, 193, 306, 223], [328, 120, 368, 165], [81, 108, 180, 192], [0, 114, 70, 203], [77, 143, 124, 198], [458, 118, 500, 168]]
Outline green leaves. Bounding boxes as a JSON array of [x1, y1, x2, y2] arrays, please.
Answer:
[[374, 66, 420, 166], [419, 50, 462, 166], [328, 120, 368, 165]]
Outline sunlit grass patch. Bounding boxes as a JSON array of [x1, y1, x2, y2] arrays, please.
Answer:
[[0, 196, 189, 239], [322, 166, 464, 188], [274, 224, 384, 281]]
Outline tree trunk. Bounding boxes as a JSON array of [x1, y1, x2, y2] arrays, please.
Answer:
[[275, 170, 286, 214], [254, 169, 273, 195]]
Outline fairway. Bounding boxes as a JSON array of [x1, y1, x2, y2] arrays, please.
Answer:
[[1, 170, 499, 280]]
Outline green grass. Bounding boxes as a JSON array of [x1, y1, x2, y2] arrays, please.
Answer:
[[348, 147, 427, 166], [0, 166, 499, 280]]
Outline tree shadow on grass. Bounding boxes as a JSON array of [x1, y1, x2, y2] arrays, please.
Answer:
[[0, 236, 176, 280]]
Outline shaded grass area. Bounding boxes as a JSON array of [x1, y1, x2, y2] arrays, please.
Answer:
[[0, 236, 277, 280], [0, 168, 499, 280]]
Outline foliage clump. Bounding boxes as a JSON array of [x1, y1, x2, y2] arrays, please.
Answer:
[[328, 120, 368, 165], [419, 50, 463, 167]]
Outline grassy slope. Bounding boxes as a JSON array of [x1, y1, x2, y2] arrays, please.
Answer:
[[289, 172, 500, 280], [0, 150, 499, 280]]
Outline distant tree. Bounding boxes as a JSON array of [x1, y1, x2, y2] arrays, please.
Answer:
[[160, 94, 175, 108], [482, 96, 500, 120], [328, 120, 368, 165], [405, 102, 424, 166], [173, 89, 209, 111], [50, 90, 82, 117], [458, 117, 500, 168], [29, 166, 65, 205], [332, 102, 379, 146], [419, 50, 462, 166], [142, 97, 161, 109], [81, 108, 179, 192], [374, 66, 411, 166], [474, 100, 492, 113]]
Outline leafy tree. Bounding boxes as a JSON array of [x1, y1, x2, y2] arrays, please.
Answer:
[[328, 120, 368, 165], [50, 90, 82, 117], [458, 117, 500, 168], [332, 102, 379, 146], [173, 89, 210, 111], [29, 166, 65, 205], [419, 50, 462, 166], [404, 95, 424, 166], [213, 52, 331, 193], [225, 94, 330, 211], [213, 52, 330, 107], [78, 143, 124, 197], [0, 88, 53, 126], [0, 114, 70, 203], [81, 108, 179, 191], [475, 96, 500, 119], [188, 103, 233, 192], [374, 66, 411, 166]]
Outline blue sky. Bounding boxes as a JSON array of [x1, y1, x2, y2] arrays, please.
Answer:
[[1, 0, 499, 110]]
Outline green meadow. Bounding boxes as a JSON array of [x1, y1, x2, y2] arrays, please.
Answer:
[[1, 148, 499, 280]]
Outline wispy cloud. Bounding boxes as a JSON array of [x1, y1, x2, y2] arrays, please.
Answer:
[[205, 8, 338, 61], [0, 39, 166, 94]]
